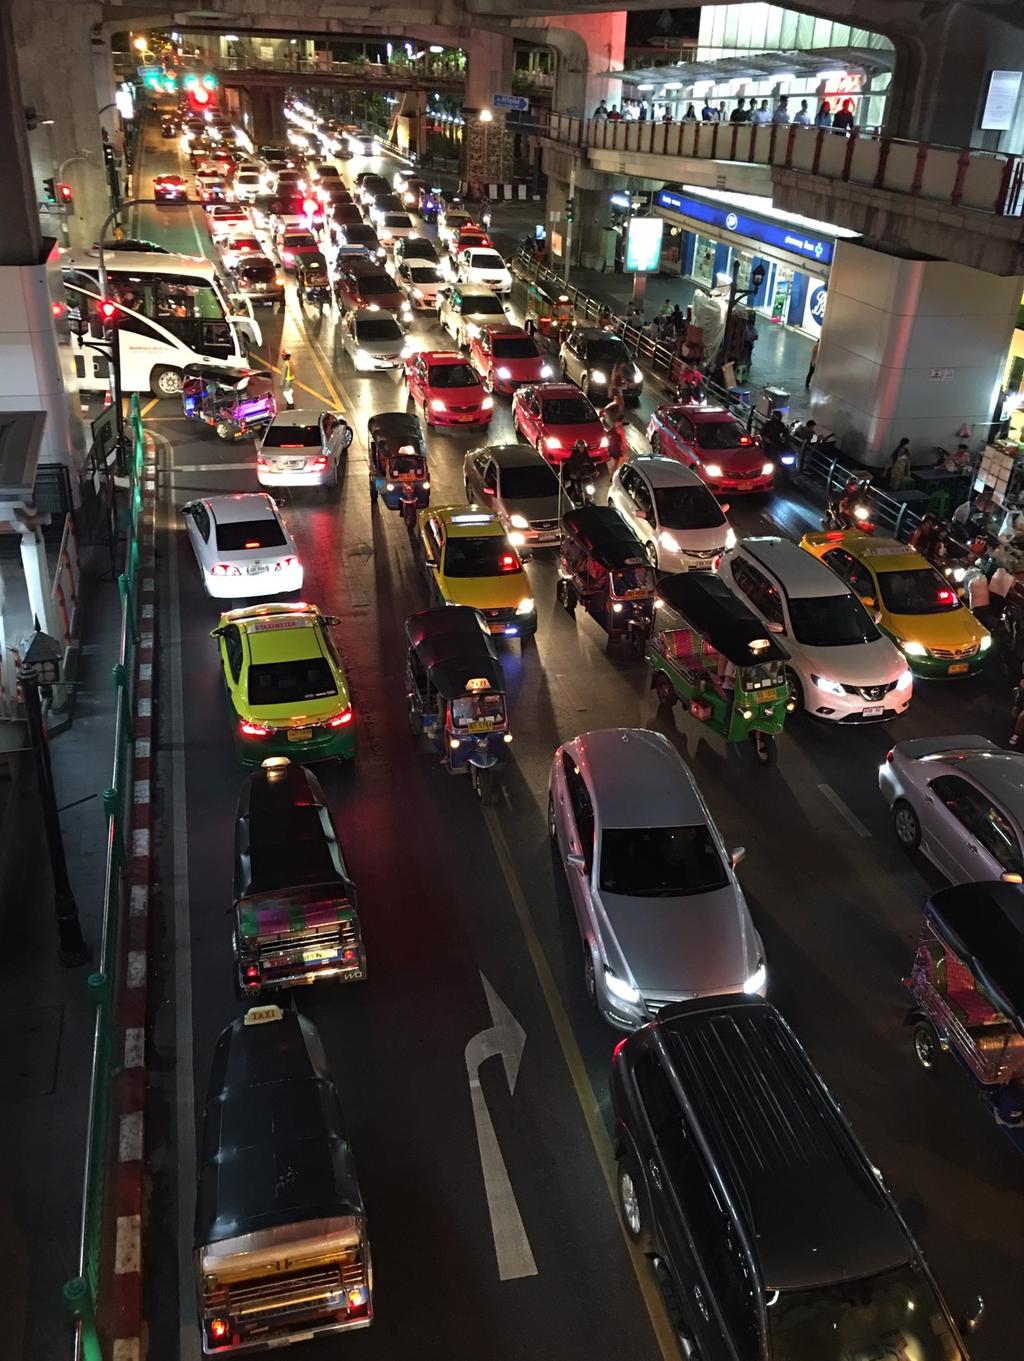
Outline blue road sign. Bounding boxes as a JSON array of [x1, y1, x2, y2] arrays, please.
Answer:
[[492, 93, 529, 112]]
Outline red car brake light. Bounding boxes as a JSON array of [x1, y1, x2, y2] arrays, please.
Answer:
[[311, 455, 329, 471], [239, 720, 269, 737], [499, 552, 519, 572], [327, 708, 353, 727]]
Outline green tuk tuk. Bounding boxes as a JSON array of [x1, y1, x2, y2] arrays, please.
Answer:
[[647, 572, 793, 766]]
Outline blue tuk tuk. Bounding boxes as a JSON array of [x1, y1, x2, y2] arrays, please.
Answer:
[[368, 412, 430, 526], [404, 606, 512, 804]]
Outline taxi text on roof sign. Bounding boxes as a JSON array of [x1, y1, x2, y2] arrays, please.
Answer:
[[244, 1004, 284, 1025]]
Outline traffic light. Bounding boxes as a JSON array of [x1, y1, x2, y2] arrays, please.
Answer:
[[43, 177, 56, 203], [566, 198, 575, 224], [99, 300, 119, 323], [201, 72, 218, 91], [57, 182, 73, 207]]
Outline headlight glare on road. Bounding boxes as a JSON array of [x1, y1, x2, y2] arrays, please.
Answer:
[[742, 961, 767, 995], [604, 969, 641, 1005], [902, 640, 927, 657]]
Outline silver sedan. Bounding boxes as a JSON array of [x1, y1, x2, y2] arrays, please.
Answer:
[[879, 735, 1024, 882], [547, 727, 766, 1030], [256, 410, 352, 490]]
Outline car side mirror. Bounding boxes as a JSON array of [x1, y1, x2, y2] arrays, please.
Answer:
[[320, 615, 341, 626], [767, 620, 785, 634], [179, 502, 194, 515], [870, 608, 882, 624], [729, 846, 746, 868], [958, 1297, 985, 1335], [860, 595, 876, 609], [566, 852, 587, 873], [209, 626, 225, 638]]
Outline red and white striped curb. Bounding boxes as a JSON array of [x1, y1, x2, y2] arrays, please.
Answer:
[[106, 433, 158, 1361]]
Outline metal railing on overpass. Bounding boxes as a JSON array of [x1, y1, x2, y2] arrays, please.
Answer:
[[202, 54, 464, 93], [543, 112, 1024, 218]]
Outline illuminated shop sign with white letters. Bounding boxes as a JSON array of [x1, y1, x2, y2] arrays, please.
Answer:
[[656, 190, 835, 267]]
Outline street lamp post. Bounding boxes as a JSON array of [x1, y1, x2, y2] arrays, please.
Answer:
[[715, 258, 766, 379], [17, 625, 90, 967]]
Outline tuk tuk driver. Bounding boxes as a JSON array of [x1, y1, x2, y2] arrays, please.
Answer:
[[715, 652, 737, 716], [554, 293, 574, 342]]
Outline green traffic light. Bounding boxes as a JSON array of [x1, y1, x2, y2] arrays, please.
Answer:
[[183, 72, 198, 90], [201, 72, 218, 91], [144, 73, 160, 90], [163, 76, 177, 91]]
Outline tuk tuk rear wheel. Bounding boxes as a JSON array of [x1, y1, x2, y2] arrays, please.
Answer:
[[751, 731, 777, 767], [655, 672, 677, 707], [557, 579, 576, 616], [913, 1020, 940, 1070], [215, 420, 235, 441]]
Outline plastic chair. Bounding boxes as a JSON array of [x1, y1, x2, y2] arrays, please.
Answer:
[[927, 489, 951, 519]]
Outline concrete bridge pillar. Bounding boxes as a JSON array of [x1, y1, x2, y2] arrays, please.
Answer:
[[462, 30, 514, 189]]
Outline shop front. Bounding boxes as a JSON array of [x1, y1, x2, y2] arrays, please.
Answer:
[[655, 188, 854, 340]]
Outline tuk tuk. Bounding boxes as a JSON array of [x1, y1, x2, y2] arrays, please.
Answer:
[[646, 572, 792, 767], [557, 506, 657, 655], [367, 412, 430, 525], [905, 881, 1024, 1154], [525, 275, 573, 341], [182, 363, 277, 441], [296, 252, 333, 310], [405, 606, 511, 804], [232, 757, 366, 999], [194, 1004, 372, 1353]]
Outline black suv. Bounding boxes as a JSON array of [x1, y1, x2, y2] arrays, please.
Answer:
[[559, 327, 643, 404], [611, 996, 977, 1360]]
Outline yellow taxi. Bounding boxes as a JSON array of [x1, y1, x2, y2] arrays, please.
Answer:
[[416, 506, 537, 641], [211, 602, 356, 766], [800, 530, 991, 677]]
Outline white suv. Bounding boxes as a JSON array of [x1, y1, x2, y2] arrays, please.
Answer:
[[608, 457, 733, 572], [718, 536, 913, 723]]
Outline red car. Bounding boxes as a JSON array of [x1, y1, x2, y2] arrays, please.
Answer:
[[511, 382, 610, 464], [336, 264, 410, 319], [405, 350, 493, 428], [647, 404, 774, 494], [153, 174, 188, 203], [470, 326, 554, 395], [451, 226, 493, 258]]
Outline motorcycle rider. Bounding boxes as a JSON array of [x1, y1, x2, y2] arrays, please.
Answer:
[[675, 362, 705, 405], [562, 438, 594, 505], [760, 410, 791, 464]]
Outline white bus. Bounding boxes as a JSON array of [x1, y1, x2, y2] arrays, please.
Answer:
[[62, 251, 263, 397]]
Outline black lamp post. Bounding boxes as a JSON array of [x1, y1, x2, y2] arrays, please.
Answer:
[[17, 624, 90, 967], [716, 258, 767, 376]]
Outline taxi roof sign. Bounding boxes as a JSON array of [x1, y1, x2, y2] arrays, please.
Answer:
[[244, 1004, 284, 1026], [451, 512, 493, 525], [465, 676, 491, 691], [859, 539, 913, 557]]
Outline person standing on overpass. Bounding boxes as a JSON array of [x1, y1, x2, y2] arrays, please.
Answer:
[[594, 99, 608, 121]]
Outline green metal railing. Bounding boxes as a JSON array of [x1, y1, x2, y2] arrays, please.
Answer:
[[64, 394, 146, 1361]]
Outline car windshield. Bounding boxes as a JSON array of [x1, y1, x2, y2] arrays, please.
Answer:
[[466, 295, 506, 316], [443, 536, 519, 577], [451, 692, 506, 728], [262, 424, 319, 447], [695, 419, 748, 450], [410, 266, 442, 283], [357, 318, 402, 342], [248, 657, 337, 706], [585, 338, 630, 364], [767, 1260, 965, 1361], [384, 214, 412, 228], [600, 826, 729, 896], [404, 242, 437, 259], [429, 363, 478, 388], [876, 567, 962, 615], [469, 251, 505, 269], [493, 337, 538, 359], [542, 396, 595, 424], [788, 594, 878, 646], [215, 518, 287, 551], [653, 484, 725, 530], [500, 464, 559, 499], [283, 234, 316, 248], [357, 275, 397, 297]]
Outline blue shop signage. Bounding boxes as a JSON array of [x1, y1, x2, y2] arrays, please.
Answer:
[[656, 189, 835, 266]]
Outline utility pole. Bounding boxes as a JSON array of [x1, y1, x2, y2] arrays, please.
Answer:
[[562, 157, 577, 284]]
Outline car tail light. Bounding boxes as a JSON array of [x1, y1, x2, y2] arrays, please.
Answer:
[[499, 552, 519, 572], [937, 588, 955, 605], [327, 708, 353, 728], [209, 563, 241, 576], [738, 434, 752, 446], [240, 720, 269, 737], [612, 1037, 628, 1059], [311, 455, 329, 471], [824, 531, 844, 542], [243, 964, 260, 982], [256, 455, 269, 468], [274, 556, 299, 571], [885, 749, 894, 763], [243, 540, 260, 549], [209, 1317, 230, 1342]]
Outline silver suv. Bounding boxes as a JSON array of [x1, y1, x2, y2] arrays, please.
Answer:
[[608, 456, 733, 571], [438, 284, 511, 348], [548, 727, 765, 1030]]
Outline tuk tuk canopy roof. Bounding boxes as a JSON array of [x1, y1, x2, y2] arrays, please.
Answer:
[[194, 1009, 363, 1248], [658, 572, 790, 666], [233, 760, 348, 901], [926, 883, 1024, 1025], [562, 506, 648, 572], [183, 362, 272, 391], [405, 606, 505, 700], [367, 411, 425, 449]]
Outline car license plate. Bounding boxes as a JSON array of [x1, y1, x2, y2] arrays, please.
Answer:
[[863, 705, 884, 717], [458, 413, 475, 422], [467, 719, 494, 732], [288, 727, 313, 742], [948, 662, 969, 674], [282, 458, 305, 469], [736, 480, 754, 491], [302, 946, 337, 963], [246, 564, 268, 575]]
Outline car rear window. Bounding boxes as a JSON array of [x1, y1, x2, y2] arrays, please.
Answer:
[[492, 337, 538, 359], [403, 240, 437, 259], [215, 518, 287, 551], [262, 424, 319, 447], [238, 261, 276, 281], [600, 827, 728, 896], [383, 214, 412, 228], [345, 226, 378, 243], [248, 658, 337, 705]]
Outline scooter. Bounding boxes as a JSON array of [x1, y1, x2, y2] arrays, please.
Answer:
[[823, 481, 876, 534]]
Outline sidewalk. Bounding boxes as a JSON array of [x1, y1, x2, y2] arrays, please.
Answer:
[[0, 554, 123, 1361]]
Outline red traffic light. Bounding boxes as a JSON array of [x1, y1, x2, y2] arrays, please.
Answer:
[[57, 182, 73, 204], [190, 86, 210, 107], [50, 301, 66, 319], [99, 300, 118, 322]]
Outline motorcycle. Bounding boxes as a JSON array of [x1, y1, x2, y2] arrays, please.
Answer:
[[823, 480, 876, 535], [562, 439, 596, 506]]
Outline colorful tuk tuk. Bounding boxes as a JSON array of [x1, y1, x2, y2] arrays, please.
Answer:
[[194, 1004, 372, 1353], [646, 572, 792, 766], [905, 881, 1024, 1154], [232, 756, 365, 999], [367, 412, 430, 525], [557, 505, 657, 655], [525, 275, 573, 341], [182, 363, 277, 441], [405, 606, 512, 804]]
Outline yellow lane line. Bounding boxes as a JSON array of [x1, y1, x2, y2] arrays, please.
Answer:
[[283, 300, 346, 412], [481, 807, 678, 1361], [248, 351, 336, 409], [140, 397, 159, 418]]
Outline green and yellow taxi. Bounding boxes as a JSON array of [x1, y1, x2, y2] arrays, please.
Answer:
[[800, 530, 991, 677], [211, 602, 356, 766], [416, 506, 537, 641]]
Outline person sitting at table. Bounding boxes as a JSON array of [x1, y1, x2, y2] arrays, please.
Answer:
[[943, 442, 971, 472], [952, 488, 995, 536]]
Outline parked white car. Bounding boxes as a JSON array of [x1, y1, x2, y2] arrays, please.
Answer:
[[456, 248, 512, 295], [608, 457, 734, 572], [180, 493, 303, 598]]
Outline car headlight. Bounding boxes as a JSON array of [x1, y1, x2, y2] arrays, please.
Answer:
[[429, 397, 445, 412], [633, 366, 643, 383], [355, 347, 372, 365], [590, 368, 608, 384], [902, 640, 927, 657], [516, 596, 535, 615], [659, 530, 680, 554], [980, 633, 993, 651], [742, 961, 767, 996], [725, 526, 736, 549], [896, 669, 913, 690], [466, 321, 481, 338], [811, 674, 846, 698], [703, 463, 723, 479], [604, 969, 641, 1006], [482, 395, 493, 410], [761, 463, 774, 477], [540, 364, 554, 378], [509, 513, 530, 530], [401, 341, 414, 357], [496, 366, 512, 380], [413, 287, 424, 300], [544, 436, 562, 451], [599, 435, 610, 449], [508, 531, 525, 546]]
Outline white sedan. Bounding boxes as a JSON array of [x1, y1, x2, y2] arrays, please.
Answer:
[[394, 260, 445, 309], [219, 231, 264, 271], [456, 248, 512, 295], [207, 205, 249, 242], [180, 493, 303, 598]]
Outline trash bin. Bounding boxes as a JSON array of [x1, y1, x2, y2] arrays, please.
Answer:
[[758, 386, 790, 419]]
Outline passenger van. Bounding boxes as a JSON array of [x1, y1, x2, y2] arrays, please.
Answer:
[[611, 995, 979, 1360]]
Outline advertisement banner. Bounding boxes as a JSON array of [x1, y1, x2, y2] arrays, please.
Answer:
[[625, 217, 663, 274]]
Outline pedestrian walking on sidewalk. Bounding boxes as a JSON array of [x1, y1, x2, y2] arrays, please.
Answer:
[[281, 351, 295, 409], [805, 338, 819, 390], [671, 304, 684, 335]]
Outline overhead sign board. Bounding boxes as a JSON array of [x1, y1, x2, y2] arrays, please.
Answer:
[[492, 93, 529, 112], [656, 189, 836, 268], [625, 216, 663, 274], [980, 70, 1022, 131]]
